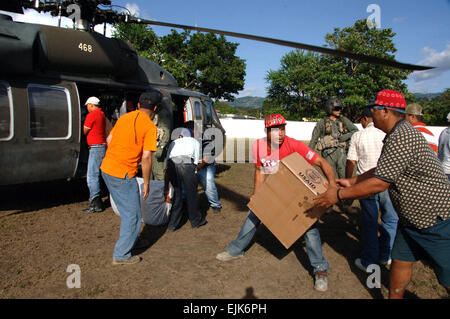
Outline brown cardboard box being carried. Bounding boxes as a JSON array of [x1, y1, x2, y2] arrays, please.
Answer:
[[248, 152, 328, 249]]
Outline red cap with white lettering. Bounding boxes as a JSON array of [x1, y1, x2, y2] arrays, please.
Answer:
[[369, 89, 406, 112], [264, 114, 286, 128]]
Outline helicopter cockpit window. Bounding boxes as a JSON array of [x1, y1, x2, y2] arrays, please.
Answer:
[[28, 85, 71, 139], [0, 82, 13, 141], [203, 100, 213, 125], [194, 101, 203, 121]]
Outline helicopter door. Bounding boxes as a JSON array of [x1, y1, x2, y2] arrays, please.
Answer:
[[0, 81, 80, 185], [184, 97, 204, 126], [26, 83, 80, 184]]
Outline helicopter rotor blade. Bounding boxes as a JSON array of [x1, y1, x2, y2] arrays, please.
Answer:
[[131, 18, 432, 71]]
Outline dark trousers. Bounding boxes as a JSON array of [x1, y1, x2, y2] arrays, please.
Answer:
[[167, 157, 203, 229]]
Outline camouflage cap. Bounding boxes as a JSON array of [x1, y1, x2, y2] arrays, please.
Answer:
[[405, 103, 423, 116]]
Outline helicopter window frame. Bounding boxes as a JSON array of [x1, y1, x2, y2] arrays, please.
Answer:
[[202, 100, 214, 125], [27, 84, 72, 140], [0, 82, 13, 141], [193, 100, 203, 122]]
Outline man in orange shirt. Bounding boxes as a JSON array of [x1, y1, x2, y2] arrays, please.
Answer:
[[101, 90, 161, 265]]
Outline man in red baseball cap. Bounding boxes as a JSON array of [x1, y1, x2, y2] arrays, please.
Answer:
[[217, 113, 337, 292], [314, 90, 450, 298]]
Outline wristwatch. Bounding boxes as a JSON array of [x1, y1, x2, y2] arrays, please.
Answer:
[[336, 189, 343, 203]]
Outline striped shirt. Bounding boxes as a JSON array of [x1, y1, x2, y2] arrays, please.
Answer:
[[413, 122, 438, 153], [347, 122, 386, 175]]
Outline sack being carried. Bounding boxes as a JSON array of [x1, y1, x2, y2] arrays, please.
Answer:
[[110, 178, 173, 226]]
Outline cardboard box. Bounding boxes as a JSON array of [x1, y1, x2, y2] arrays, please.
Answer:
[[248, 152, 328, 249]]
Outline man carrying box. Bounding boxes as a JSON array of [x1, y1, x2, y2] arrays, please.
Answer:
[[314, 90, 450, 298], [216, 113, 337, 292]]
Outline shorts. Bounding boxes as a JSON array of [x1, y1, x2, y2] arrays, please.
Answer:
[[392, 217, 450, 287]]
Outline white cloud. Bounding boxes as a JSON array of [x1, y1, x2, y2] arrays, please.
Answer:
[[0, 8, 115, 38], [125, 3, 141, 17], [410, 43, 450, 82], [1, 8, 73, 27], [409, 80, 441, 93]]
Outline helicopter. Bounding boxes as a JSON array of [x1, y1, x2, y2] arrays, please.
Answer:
[[0, 0, 432, 186]]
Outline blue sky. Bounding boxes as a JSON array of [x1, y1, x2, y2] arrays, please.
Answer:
[[3, 0, 450, 98]]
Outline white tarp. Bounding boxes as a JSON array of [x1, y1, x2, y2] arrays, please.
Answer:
[[110, 178, 173, 226], [219, 118, 447, 141]]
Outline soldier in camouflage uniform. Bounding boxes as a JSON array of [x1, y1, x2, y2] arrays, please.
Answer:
[[309, 98, 358, 179], [150, 95, 173, 181]]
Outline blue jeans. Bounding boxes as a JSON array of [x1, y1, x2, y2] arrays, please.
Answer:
[[359, 190, 399, 267], [227, 210, 330, 274], [197, 163, 222, 209], [101, 171, 142, 260], [87, 145, 106, 201]]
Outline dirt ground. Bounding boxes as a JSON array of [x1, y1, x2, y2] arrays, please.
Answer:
[[0, 163, 448, 300]]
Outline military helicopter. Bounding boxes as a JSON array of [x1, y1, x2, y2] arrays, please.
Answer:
[[0, 0, 432, 186]]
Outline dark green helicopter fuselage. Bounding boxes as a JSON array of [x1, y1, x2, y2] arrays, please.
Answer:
[[0, 14, 224, 185]]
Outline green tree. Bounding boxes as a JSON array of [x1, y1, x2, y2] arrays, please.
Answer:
[[113, 24, 246, 101], [266, 19, 413, 121], [112, 23, 160, 58], [213, 100, 237, 114], [160, 31, 246, 101], [419, 88, 450, 126]]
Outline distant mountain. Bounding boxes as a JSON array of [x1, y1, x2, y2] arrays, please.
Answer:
[[228, 96, 265, 109], [414, 92, 442, 100]]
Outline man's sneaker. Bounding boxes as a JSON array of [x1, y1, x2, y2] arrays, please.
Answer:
[[216, 251, 243, 262], [207, 207, 222, 214], [92, 196, 104, 212], [354, 258, 370, 273], [82, 202, 96, 213], [82, 197, 103, 213], [133, 238, 150, 250], [112, 255, 142, 265], [314, 270, 328, 292], [380, 259, 392, 267]]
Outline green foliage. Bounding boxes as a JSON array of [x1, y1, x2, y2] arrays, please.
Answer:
[[265, 19, 412, 121], [112, 23, 159, 55], [227, 96, 264, 109], [213, 100, 262, 118], [112, 24, 246, 101], [415, 89, 450, 126]]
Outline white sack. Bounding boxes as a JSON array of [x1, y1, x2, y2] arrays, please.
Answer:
[[110, 178, 173, 226]]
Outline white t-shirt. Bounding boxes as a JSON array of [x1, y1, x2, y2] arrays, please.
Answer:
[[347, 122, 386, 175], [167, 136, 201, 165]]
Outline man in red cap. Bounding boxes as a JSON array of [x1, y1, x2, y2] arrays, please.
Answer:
[[216, 113, 337, 292], [314, 90, 450, 298]]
